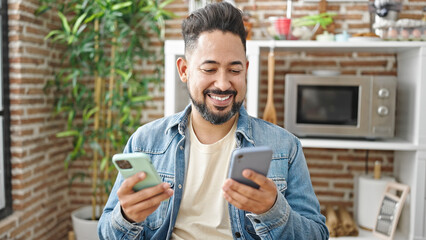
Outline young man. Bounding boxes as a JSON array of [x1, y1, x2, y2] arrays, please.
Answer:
[[98, 2, 328, 239]]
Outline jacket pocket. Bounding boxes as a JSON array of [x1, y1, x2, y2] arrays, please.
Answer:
[[272, 177, 287, 193], [144, 173, 174, 230]]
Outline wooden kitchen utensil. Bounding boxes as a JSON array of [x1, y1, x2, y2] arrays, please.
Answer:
[[263, 46, 277, 124]]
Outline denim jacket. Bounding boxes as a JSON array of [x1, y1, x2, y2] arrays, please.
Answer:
[[98, 105, 329, 240]]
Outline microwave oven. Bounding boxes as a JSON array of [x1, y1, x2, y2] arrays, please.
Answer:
[[284, 74, 397, 139]]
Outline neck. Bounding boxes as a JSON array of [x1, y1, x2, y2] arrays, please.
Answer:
[[190, 109, 237, 145]]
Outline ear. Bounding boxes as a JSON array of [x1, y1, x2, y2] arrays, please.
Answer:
[[245, 60, 250, 78], [176, 57, 188, 83]]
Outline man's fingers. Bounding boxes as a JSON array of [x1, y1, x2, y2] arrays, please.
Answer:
[[133, 182, 173, 202], [242, 169, 275, 191], [223, 176, 277, 214], [121, 185, 174, 223], [120, 172, 146, 193], [223, 179, 261, 202]]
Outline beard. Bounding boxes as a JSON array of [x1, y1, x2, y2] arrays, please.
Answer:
[[188, 87, 243, 125]]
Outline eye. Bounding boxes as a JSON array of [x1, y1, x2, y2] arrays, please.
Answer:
[[230, 69, 242, 74], [201, 69, 216, 73]]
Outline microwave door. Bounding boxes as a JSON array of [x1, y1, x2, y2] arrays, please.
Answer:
[[296, 85, 359, 126], [291, 83, 371, 138]]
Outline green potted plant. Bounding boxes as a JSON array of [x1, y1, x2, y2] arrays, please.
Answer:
[[36, 0, 174, 238], [291, 12, 336, 40]]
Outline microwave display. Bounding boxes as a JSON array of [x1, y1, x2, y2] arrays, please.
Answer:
[[296, 86, 359, 125]]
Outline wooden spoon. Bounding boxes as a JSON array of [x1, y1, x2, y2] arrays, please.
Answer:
[[263, 47, 277, 124]]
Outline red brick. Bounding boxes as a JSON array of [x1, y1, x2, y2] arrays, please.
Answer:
[[334, 14, 363, 21], [340, 60, 388, 67], [25, 26, 49, 36], [310, 172, 354, 179], [308, 163, 344, 170], [25, 46, 51, 56], [319, 200, 353, 207], [27, 107, 52, 115], [346, 5, 369, 11], [398, 13, 422, 19], [334, 182, 354, 189], [9, 57, 45, 65], [11, 155, 44, 171], [403, 5, 425, 11], [337, 155, 382, 162], [312, 181, 330, 187], [0, 221, 17, 233], [11, 151, 28, 158], [8, 14, 42, 25], [305, 153, 334, 161], [10, 216, 38, 238], [9, 34, 45, 45], [306, 52, 352, 58], [9, 99, 45, 106], [12, 128, 35, 137], [347, 23, 371, 29], [315, 190, 345, 197], [361, 71, 397, 76], [8, 3, 37, 14], [290, 60, 337, 67]]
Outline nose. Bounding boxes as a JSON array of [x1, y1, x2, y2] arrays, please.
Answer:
[[214, 70, 232, 91]]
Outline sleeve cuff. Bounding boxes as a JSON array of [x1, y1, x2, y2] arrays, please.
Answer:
[[111, 202, 144, 237], [246, 192, 290, 231]]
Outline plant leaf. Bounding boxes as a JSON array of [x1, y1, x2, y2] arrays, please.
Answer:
[[72, 12, 88, 34], [111, 2, 132, 11], [56, 130, 79, 138], [35, 5, 51, 16], [159, 0, 175, 9], [131, 95, 151, 103], [58, 12, 71, 35]]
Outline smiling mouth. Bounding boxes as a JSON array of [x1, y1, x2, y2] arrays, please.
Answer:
[[209, 94, 231, 101]]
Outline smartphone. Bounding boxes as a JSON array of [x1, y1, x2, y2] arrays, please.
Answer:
[[112, 152, 162, 191], [228, 146, 273, 189]]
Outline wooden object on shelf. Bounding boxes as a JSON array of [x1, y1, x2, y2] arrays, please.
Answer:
[[262, 47, 277, 124], [68, 231, 75, 240], [337, 206, 359, 236], [326, 205, 359, 237], [326, 205, 339, 237], [374, 161, 382, 179]]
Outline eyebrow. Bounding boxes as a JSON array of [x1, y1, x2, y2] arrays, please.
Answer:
[[200, 60, 243, 67]]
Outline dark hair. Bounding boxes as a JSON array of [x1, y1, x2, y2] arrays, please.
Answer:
[[181, 2, 246, 56]]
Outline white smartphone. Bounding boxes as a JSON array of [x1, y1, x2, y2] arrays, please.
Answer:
[[112, 152, 162, 191], [228, 146, 273, 189]]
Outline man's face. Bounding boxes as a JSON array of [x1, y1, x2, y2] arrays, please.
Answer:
[[182, 31, 248, 125]]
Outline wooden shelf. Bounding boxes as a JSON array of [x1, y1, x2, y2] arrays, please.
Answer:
[[299, 137, 417, 151], [248, 40, 426, 53]]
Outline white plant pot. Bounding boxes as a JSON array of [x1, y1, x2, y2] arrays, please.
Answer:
[[71, 205, 101, 240]]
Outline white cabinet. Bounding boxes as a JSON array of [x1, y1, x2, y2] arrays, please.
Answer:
[[164, 40, 426, 240]]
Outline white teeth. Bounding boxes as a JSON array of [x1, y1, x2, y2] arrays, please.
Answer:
[[211, 95, 230, 101]]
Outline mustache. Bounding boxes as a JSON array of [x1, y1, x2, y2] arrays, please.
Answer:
[[203, 89, 237, 96]]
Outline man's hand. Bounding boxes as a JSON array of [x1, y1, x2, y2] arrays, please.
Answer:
[[222, 169, 277, 215], [117, 172, 174, 223]]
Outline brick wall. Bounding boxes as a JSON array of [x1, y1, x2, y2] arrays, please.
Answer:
[[1, 0, 424, 239], [0, 0, 71, 239]]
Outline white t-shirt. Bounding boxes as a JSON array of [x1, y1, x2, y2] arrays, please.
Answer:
[[171, 116, 237, 240]]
